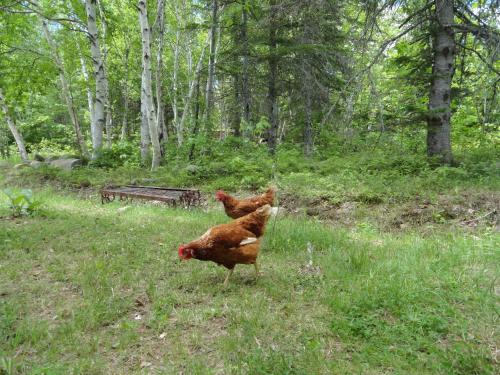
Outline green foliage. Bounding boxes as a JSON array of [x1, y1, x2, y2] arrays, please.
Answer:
[[2, 188, 41, 217], [89, 142, 141, 169]]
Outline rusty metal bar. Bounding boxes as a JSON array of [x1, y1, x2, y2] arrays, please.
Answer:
[[100, 185, 201, 208]]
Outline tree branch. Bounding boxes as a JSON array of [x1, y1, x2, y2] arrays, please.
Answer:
[[456, 41, 500, 76]]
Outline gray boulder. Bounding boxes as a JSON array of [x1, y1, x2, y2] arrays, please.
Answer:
[[30, 160, 47, 169], [49, 158, 83, 170]]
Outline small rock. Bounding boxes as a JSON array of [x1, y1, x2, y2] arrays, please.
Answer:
[[117, 206, 131, 214], [185, 164, 200, 173]]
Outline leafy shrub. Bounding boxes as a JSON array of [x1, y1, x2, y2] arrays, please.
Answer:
[[89, 142, 141, 168], [2, 189, 42, 217]]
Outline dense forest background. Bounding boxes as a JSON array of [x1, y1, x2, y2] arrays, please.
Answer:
[[0, 0, 498, 176]]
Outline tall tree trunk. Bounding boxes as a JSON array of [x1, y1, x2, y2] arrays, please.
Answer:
[[140, 88, 151, 163], [155, 0, 167, 155], [241, 0, 251, 124], [77, 41, 96, 137], [178, 38, 209, 146], [97, 0, 112, 147], [232, 74, 241, 136], [302, 65, 313, 156], [0, 125, 8, 159], [204, 0, 218, 120], [301, 8, 313, 156], [0, 88, 29, 162], [427, 0, 455, 164], [267, 0, 279, 154], [84, 0, 106, 159], [138, 0, 161, 171], [40, 20, 89, 159], [172, 27, 181, 145], [171, 2, 183, 145], [121, 46, 130, 141], [189, 74, 202, 161]]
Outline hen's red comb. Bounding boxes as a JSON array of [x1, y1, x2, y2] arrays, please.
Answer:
[[178, 245, 191, 260]]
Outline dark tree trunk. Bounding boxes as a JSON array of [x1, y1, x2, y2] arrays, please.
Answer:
[[427, 0, 455, 164], [205, 0, 218, 120], [232, 74, 241, 136], [303, 70, 313, 156], [266, 0, 279, 155], [241, 0, 251, 124]]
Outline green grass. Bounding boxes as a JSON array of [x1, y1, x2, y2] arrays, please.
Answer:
[[0, 189, 498, 374]]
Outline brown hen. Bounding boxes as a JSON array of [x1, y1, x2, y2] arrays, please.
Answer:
[[215, 186, 275, 219], [178, 205, 273, 287]]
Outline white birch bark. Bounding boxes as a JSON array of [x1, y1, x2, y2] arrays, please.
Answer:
[[140, 86, 150, 162], [155, 0, 167, 149], [84, 0, 106, 159], [0, 88, 29, 162], [120, 46, 130, 141], [138, 0, 161, 170], [97, 0, 113, 146], [79, 53, 95, 139], [40, 20, 89, 158]]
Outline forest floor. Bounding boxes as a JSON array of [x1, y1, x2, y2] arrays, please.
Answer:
[[1, 162, 499, 374]]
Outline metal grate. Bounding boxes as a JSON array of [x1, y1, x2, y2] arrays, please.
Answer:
[[100, 185, 201, 207]]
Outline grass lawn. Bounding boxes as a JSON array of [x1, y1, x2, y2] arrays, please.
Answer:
[[0, 189, 498, 374]]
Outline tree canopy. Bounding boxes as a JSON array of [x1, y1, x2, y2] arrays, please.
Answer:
[[0, 0, 498, 168]]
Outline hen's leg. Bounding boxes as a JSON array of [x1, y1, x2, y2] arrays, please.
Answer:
[[223, 268, 234, 288], [254, 262, 260, 277]]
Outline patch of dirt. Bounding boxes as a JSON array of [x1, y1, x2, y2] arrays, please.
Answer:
[[390, 192, 499, 230], [279, 190, 499, 231]]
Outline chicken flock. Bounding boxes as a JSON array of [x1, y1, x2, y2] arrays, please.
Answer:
[[178, 187, 276, 287]]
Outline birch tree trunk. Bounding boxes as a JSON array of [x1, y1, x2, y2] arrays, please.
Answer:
[[0, 88, 29, 162], [84, 0, 106, 159], [79, 53, 95, 137], [120, 46, 130, 141], [97, 0, 113, 146], [427, 0, 455, 164], [40, 20, 89, 158], [138, 0, 161, 170], [204, 0, 218, 120], [140, 87, 150, 162], [155, 0, 167, 154]]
